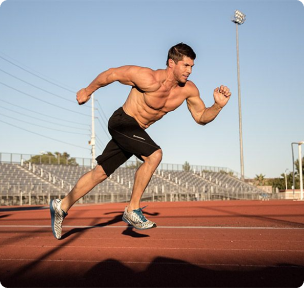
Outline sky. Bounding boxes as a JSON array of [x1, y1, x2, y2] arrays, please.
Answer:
[[0, 0, 303, 179]]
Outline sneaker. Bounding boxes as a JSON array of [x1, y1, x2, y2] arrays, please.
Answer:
[[50, 199, 68, 239], [122, 206, 156, 230]]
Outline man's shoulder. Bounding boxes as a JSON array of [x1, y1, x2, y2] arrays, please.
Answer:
[[184, 80, 199, 95], [185, 80, 197, 87], [133, 66, 162, 81], [124, 65, 155, 74]]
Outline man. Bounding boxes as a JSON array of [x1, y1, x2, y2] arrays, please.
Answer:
[[50, 43, 231, 239]]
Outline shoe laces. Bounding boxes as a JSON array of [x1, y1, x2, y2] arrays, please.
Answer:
[[55, 200, 67, 218], [133, 206, 148, 222]]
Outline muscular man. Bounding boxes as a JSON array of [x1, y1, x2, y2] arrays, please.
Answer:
[[50, 43, 231, 239]]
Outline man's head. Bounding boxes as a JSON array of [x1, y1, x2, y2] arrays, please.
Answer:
[[167, 43, 196, 84], [166, 43, 196, 66]]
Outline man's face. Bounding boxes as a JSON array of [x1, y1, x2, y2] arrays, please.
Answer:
[[173, 56, 194, 84]]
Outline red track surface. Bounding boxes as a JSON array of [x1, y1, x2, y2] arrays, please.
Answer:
[[0, 200, 304, 287]]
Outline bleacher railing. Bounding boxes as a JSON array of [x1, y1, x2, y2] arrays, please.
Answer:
[[0, 153, 273, 206], [0, 152, 242, 178]]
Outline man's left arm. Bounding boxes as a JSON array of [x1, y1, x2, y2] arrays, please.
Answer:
[[187, 85, 231, 125]]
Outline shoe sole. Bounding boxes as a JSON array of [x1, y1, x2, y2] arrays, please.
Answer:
[[122, 215, 157, 230], [50, 200, 60, 239]]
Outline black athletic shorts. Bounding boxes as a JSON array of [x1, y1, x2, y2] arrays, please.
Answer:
[[96, 107, 161, 176]]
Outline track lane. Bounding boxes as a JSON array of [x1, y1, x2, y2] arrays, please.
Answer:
[[1, 200, 304, 287]]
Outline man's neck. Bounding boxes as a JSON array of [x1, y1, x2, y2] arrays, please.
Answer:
[[163, 68, 179, 89]]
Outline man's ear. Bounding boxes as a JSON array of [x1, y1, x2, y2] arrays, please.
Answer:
[[168, 59, 175, 68]]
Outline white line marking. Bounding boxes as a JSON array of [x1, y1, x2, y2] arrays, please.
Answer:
[[0, 225, 304, 230], [1, 244, 303, 252]]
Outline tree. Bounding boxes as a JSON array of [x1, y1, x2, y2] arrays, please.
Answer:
[[182, 161, 191, 172], [26, 152, 78, 165], [255, 174, 266, 186], [280, 172, 294, 190], [295, 156, 304, 177], [284, 156, 304, 189], [267, 177, 285, 191]]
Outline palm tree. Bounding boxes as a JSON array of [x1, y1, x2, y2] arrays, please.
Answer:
[[295, 157, 304, 176], [255, 174, 265, 186]]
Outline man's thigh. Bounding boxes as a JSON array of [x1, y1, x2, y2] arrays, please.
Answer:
[[96, 140, 132, 176], [108, 108, 161, 159]]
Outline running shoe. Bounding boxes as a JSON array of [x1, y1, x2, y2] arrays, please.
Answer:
[[50, 199, 68, 239], [122, 206, 156, 230]]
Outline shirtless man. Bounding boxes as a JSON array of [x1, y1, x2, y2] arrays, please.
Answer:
[[50, 43, 231, 239]]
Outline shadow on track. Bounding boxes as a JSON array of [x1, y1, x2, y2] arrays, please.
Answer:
[[61, 210, 157, 239], [2, 257, 303, 287], [0, 206, 47, 212]]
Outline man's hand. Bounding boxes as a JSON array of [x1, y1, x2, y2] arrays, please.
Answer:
[[213, 85, 231, 108], [76, 88, 91, 105]]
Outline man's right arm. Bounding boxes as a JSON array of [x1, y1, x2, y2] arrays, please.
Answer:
[[77, 66, 157, 105]]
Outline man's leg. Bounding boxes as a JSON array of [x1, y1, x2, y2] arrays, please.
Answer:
[[128, 149, 162, 211], [50, 165, 107, 239], [61, 165, 107, 213], [63, 136, 133, 213], [122, 149, 162, 230]]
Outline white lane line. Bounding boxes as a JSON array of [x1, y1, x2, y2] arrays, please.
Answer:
[[1, 244, 304, 252], [0, 225, 304, 230]]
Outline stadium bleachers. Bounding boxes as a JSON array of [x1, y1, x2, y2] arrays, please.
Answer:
[[0, 162, 269, 206], [0, 163, 61, 205]]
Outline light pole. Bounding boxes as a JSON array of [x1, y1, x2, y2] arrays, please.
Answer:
[[284, 168, 289, 191], [90, 93, 96, 169], [232, 10, 246, 181], [291, 141, 304, 200]]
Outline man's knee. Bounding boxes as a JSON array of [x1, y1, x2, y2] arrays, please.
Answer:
[[145, 149, 162, 165], [92, 165, 108, 183], [154, 149, 163, 163]]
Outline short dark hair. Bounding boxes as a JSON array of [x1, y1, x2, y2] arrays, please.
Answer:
[[166, 43, 196, 66]]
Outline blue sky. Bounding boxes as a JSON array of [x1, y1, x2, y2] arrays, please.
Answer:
[[0, 0, 303, 178]]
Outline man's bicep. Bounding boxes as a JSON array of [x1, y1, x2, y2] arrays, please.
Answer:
[[107, 66, 137, 86], [111, 66, 156, 90]]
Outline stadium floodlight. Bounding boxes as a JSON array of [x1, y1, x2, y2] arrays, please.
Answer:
[[231, 10, 246, 181], [232, 10, 246, 25], [291, 141, 304, 200]]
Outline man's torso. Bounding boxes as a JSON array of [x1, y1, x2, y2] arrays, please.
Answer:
[[123, 69, 197, 129]]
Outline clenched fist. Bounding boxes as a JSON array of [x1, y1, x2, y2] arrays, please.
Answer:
[[213, 85, 231, 108], [76, 88, 91, 105]]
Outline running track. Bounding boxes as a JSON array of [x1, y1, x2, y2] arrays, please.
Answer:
[[0, 200, 303, 287]]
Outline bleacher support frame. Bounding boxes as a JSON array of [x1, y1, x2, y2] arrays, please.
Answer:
[[0, 153, 276, 206]]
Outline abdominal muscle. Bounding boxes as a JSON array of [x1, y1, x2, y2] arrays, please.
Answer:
[[122, 88, 169, 129]]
